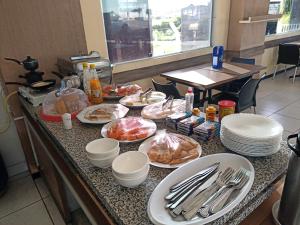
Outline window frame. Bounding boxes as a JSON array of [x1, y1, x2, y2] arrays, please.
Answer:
[[80, 0, 227, 74], [265, 0, 300, 37]]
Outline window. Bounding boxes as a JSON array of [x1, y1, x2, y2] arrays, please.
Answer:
[[101, 0, 212, 63], [266, 0, 300, 36]]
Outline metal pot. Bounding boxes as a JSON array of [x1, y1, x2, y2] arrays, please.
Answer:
[[5, 56, 39, 71]]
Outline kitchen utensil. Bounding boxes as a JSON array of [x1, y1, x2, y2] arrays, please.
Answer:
[[170, 171, 220, 216], [147, 153, 254, 225], [198, 168, 247, 218], [141, 99, 185, 121], [5, 79, 56, 91], [277, 132, 300, 225], [165, 165, 219, 205], [139, 88, 153, 100], [169, 162, 220, 192], [182, 167, 234, 220], [119, 91, 166, 108], [5, 56, 39, 71], [5, 56, 45, 84], [209, 170, 250, 214], [138, 134, 202, 169]]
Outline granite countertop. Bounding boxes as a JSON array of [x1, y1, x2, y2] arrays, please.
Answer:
[[20, 97, 290, 225]]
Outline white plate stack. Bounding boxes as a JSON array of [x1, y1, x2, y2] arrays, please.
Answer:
[[220, 113, 283, 157]]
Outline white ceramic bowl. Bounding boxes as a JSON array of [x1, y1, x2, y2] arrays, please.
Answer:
[[112, 151, 149, 179], [88, 150, 119, 168], [85, 138, 119, 159], [112, 166, 149, 188]]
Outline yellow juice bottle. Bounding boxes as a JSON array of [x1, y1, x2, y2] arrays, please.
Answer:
[[89, 64, 103, 104]]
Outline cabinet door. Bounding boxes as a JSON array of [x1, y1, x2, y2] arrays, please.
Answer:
[[28, 125, 70, 222]]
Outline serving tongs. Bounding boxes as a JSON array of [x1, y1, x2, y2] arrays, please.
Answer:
[[139, 88, 153, 101], [162, 95, 174, 111]]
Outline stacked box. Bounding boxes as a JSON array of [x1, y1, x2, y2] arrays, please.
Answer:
[[192, 121, 220, 141], [177, 116, 205, 136], [166, 112, 192, 130]]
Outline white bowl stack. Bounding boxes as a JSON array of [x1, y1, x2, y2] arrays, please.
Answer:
[[85, 138, 120, 168], [220, 113, 283, 157], [112, 151, 149, 188]]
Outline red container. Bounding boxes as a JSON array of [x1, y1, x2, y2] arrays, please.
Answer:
[[218, 100, 236, 121]]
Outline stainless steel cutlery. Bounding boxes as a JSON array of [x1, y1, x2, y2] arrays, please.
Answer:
[[182, 167, 234, 220], [164, 164, 250, 221]]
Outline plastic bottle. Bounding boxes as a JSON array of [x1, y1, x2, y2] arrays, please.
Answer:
[[212, 46, 224, 69], [185, 87, 194, 113], [89, 64, 103, 104], [82, 62, 91, 101]]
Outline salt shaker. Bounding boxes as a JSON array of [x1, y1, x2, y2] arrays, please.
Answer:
[[62, 113, 72, 129]]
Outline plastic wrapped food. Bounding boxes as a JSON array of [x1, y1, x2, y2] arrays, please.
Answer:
[[141, 99, 186, 120], [147, 130, 200, 165], [41, 88, 89, 122], [105, 117, 156, 142], [103, 84, 142, 98]]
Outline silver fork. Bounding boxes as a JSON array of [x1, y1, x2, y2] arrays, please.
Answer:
[[182, 167, 234, 220], [209, 169, 250, 214], [198, 168, 246, 218]]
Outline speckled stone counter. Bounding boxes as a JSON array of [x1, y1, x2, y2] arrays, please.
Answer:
[[20, 97, 290, 225]]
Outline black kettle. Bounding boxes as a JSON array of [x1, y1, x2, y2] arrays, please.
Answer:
[[4, 56, 44, 84], [5, 56, 39, 71], [287, 133, 300, 156], [278, 132, 300, 225]]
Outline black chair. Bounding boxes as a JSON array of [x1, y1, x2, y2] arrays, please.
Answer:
[[152, 79, 181, 99], [214, 57, 255, 92], [211, 74, 266, 113], [273, 43, 300, 83], [152, 79, 204, 107]]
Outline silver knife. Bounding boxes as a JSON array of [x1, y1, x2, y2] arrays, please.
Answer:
[[166, 163, 220, 201], [169, 171, 220, 217], [169, 162, 220, 192]]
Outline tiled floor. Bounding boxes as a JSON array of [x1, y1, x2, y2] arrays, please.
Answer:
[[0, 71, 299, 225], [0, 173, 65, 225]]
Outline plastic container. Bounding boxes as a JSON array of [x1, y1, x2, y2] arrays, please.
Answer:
[[212, 46, 224, 69], [89, 64, 103, 104], [206, 106, 217, 122], [41, 88, 89, 122], [218, 100, 236, 121], [82, 62, 91, 101], [185, 87, 194, 113]]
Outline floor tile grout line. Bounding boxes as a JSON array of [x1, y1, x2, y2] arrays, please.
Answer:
[[40, 197, 55, 225], [33, 179, 55, 225], [0, 199, 42, 220]]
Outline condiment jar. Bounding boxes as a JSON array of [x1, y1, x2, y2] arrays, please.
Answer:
[[206, 106, 216, 122], [218, 100, 236, 121]]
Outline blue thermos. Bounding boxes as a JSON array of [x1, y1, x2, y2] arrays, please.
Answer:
[[212, 46, 224, 69]]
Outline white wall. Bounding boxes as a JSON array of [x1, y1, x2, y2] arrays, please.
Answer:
[[0, 84, 28, 177]]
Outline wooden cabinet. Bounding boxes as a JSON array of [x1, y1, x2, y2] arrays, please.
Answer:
[[26, 118, 71, 222]]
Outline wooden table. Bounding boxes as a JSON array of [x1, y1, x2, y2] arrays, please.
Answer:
[[161, 62, 266, 103]]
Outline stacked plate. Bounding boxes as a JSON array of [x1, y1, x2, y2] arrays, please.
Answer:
[[220, 113, 283, 157]]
